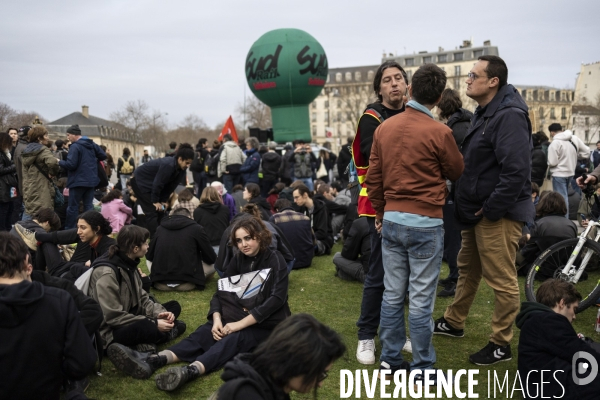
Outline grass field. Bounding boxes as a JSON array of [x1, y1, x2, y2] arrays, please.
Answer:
[[84, 243, 600, 399]]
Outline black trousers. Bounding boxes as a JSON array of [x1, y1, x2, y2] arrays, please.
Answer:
[[168, 322, 271, 373], [111, 301, 181, 347], [131, 178, 164, 238]]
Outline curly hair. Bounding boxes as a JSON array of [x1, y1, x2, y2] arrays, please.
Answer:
[[101, 189, 122, 204], [78, 210, 113, 236], [230, 216, 271, 252]]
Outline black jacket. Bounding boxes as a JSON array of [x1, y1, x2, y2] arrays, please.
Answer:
[[218, 353, 290, 400], [446, 108, 473, 148], [454, 84, 535, 228], [531, 145, 547, 187], [341, 216, 371, 273], [31, 270, 103, 336], [148, 214, 216, 289], [269, 208, 314, 269], [261, 151, 281, 181], [517, 302, 600, 399], [193, 201, 230, 246], [133, 157, 186, 203], [279, 149, 293, 180], [337, 144, 352, 184], [249, 196, 273, 221], [300, 198, 333, 251], [0, 280, 96, 400], [0, 150, 16, 203]]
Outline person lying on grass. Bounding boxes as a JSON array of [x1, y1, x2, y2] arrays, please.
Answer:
[[108, 216, 291, 392]]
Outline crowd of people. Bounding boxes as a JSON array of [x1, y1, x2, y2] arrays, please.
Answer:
[[2, 53, 600, 399]]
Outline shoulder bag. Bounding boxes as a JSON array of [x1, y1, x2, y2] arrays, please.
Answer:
[[33, 162, 65, 207]]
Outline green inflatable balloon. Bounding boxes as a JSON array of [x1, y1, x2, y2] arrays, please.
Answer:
[[246, 28, 328, 142]]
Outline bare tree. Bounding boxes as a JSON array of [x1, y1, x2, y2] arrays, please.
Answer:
[[167, 114, 219, 147], [141, 110, 169, 150], [110, 100, 150, 133], [236, 96, 271, 133], [0, 102, 46, 132]]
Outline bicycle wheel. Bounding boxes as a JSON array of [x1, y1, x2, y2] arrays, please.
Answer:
[[525, 237, 600, 313]]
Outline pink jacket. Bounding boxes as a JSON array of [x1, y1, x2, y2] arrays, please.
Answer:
[[101, 198, 133, 233]]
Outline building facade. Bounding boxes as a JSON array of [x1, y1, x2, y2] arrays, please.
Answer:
[[47, 105, 145, 160], [575, 61, 600, 105], [515, 86, 574, 134], [572, 105, 600, 145]]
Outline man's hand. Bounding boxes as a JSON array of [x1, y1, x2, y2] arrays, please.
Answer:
[[577, 175, 597, 188], [475, 208, 483, 216], [157, 312, 175, 323], [375, 219, 382, 234], [153, 202, 163, 211], [157, 319, 174, 332]]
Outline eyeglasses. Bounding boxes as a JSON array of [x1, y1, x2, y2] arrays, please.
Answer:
[[467, 72, 488, 81], [318, 371, 329, 382]]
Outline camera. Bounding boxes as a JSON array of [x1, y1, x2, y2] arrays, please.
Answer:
[[581, 174, 596, 198]]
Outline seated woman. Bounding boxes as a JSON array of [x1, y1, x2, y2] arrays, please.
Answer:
[[15, 210, 116, 280], [243, 183, 272, 221], [100, 189, 133, 233], [91, 225, 185, 357], [518, 192, 578, 276], [193, 186, 230, 253], [108, 217, 290, 391], [217, 313, 346, 399]]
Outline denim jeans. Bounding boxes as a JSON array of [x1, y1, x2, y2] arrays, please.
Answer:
[[65, 187, 95, 229], [552, 176, 571, 218], [379, 220, 443, 371], [222, 174, 242, 193], [293, 177, 314, 191]]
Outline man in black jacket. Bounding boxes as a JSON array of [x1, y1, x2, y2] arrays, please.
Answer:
[[333, 216, 370, 283], [0, 232, 97, 400], [148, 208, 217, 291], [292, 184, 332, 256], [337, 137, 353, 187], [517, 279, 600, 399], [434, 55, 535, 366], [260, 143, 281, 198], [270, 199, 314, 270]]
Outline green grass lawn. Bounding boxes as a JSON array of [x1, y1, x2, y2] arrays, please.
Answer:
[[85, 243, 600, 399]]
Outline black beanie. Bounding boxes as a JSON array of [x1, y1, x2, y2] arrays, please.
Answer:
[[18, 125, 31, 138], [67, 124, 81, 135]]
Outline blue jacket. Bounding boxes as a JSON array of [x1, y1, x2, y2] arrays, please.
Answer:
[[454, 84, 535, 228], [59, 137, 106, 188], [133, 157, 185, 203], [240, 148, 261, 184]]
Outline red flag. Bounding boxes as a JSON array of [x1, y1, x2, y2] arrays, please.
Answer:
[[218, 116, 238, 143]]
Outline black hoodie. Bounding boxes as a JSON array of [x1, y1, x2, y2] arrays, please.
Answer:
[[516, 301, 600, 399], [0, 280, 96, 400], [148, 214, 216, 289], [300, 198, 333, 251], [218, 353, 290, 400], [261, 151, 282, 181], [446, 108, 473, 147], [193, 201, 230, 245], [249, 196, 273, 221]]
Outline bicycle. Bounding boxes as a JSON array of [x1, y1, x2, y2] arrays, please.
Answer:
[[525, 219, 600, 313]]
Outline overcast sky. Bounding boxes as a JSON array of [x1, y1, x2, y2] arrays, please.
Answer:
[[2, 0, 599, 128]]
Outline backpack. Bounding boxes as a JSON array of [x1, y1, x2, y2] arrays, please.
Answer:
[[189, 150, 205, 173], [119, 157, 134, 174], [205, 153, 219, 177], [75, 263, 121, 296]]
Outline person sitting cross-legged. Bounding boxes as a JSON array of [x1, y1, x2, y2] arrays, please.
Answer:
[[269, 198, 314, 270], [333, 216, 370, 283], [107, 217, 290, 391]]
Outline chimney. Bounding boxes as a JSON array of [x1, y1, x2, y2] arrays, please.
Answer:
[[483, 40, 491, 46], [82, 105, 89, 118]]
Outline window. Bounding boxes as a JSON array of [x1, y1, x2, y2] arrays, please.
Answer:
[[561, 108, 566, 119], [312, 125, 317, 136], [454, 52, 464, 61], [454, 78, 460, 90], [335, 73, 342, 83], [539, 107, 544, 118], [405, 58, 414, 66], [455, 65, 461, 76], [423, 56, 432, 63], [311, 102, 316, 109], [324, 100, 329, 108], [438, 54, 447, 62], [345, 72, 352, 82], [560, 92, 566, 101], [586, 130, 590, 143], [324, 111, 329, 122], [337, 99, 342, 108], [550, 91, 555, 101], [586, 117, 590, 126], [311, 112, 317, 122], [473, 49, 483, 58], [336, 112, 341, 122], [573, 117, 576, 126], [550, 108, 556, 119], [355, 71, 361, 81], [522, 89, 527, 99], [367, 70, 374, 81]]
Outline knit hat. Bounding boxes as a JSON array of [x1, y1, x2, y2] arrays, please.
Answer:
[[67, 124, 81, 135]]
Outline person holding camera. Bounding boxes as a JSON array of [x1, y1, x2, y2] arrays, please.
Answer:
[[288, 140, 316, 191]]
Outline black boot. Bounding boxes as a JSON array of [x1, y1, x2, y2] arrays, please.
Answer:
[[155, 365, 201, 392], [166, 320, 187, 341], [107, 343, 166, 379]]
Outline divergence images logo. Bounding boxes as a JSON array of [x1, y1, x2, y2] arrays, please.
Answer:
[[246, 44, 282, 90], [572, 351, 598, 385], [297, 45, 328, 86]]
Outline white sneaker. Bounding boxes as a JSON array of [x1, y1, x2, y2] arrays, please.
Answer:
[[402, 338, 412, 353], [356, 339, 376, 364]]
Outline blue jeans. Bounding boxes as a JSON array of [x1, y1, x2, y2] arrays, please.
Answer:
[[66, 187, 95, 229], [293, 177, 313, 191], [379, 220, 443, 371], [222, 174, 242, 193], [552, 176, 571, 218]]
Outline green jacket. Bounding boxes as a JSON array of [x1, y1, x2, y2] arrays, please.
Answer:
[[20, 143, 59, 215]]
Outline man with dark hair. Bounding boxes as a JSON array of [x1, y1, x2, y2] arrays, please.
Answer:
[[190, 138, 209, 196], [288, 140, 316, 191], [219, 134, 246, 192], [292, 184, 332, 256], [314, 183, 348, 240], [270, 198, 314, 270], [517, 280, 600, 398], [165, 141, 177, 157], [60, 124, 107, 229], [353, 60, 408, 365], [333, 216, 370, 283], [140, 149, 153, 166], [591, 141, 600, 170], [366, 63, 464, 375], [337, 137, 353, 187], [0, 232, 97, 399], [434, 55, 536, 366]]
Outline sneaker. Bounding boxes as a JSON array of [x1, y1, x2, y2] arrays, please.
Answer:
[[167, 320, 187, 341], [15, 223, 38, 251], [469, 342, 512, 365], [356, 339, 376, 364], [433, 316, 464, 338], [135, 343, 158, 353], [107, 343, 166, 379], [438, 281, 456, 297], [156, 365, 200, 391], [377, 360, 410, 381], [402, 338, 412, 353]]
